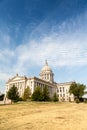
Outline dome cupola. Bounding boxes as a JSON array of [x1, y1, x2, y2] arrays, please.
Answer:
[[39, 60, 54, 83]]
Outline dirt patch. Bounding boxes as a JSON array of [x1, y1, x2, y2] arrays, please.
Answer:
[[55, 116, 65, 119]]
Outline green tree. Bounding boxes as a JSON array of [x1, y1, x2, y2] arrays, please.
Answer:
[[7, 85, 19, 103], [42, 86, 50, 101], [69, 82, 86, 101], [22, 87, 31, 101], [0, 94, 5, 101], [31, 86, 43, 101], [53, 93, 58, 102]]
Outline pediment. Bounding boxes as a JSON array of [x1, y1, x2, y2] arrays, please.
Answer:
[[12, 76, 24, 81], [7, 74, 27, 83]]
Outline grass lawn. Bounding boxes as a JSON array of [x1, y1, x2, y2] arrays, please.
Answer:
[[0, 102, 87, 130]]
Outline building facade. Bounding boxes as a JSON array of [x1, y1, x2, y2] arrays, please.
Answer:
[[6, 61, 74, 101], [57, 82, 74, 101]]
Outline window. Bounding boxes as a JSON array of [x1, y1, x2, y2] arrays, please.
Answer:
[[47, 74, 49, 79], [60, 94, 62, 97], [63, 87, 65, 92], [63, 94, 65, 97], [57, 89, 59, 92], [60, 87, 62, 92]]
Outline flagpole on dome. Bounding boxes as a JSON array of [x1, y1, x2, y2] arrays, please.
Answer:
[[45, 59, 48, 65]]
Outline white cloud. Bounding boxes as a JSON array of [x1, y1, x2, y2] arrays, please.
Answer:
[[14, 37, 87, 69], [0, 72, 12, 81], [1, 27, 87, 80]]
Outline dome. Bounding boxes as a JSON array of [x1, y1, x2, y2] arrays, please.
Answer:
[[39, 60, 54, 83], [41, 61, 52, 72]]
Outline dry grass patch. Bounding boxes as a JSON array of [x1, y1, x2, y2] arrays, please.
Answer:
[[0, 102, 87, 130]]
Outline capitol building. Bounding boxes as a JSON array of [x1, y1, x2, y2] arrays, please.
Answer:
[[6, 61, 74, 102]]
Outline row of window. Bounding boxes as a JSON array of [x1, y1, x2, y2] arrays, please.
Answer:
[[30, 81, 52, 92], [41, 74, 52, 80], [58, 94, 69, 97], [57, 87, 68, 93], [59, 97, 69, 101]]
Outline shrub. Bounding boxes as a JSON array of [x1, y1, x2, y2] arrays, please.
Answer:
[[75, 98, 80, 103], [84, 99, 87, 103], [53, 93, 58, 102], [22, 87, 31, 101], [7, 85, 19, 103], [18, 97, 23, 101], [31, 86, 43, 101], [0, 94, 4, 101], [42, 86, 50, 101]]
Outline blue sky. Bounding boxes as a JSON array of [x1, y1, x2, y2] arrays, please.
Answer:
[[0, 0, 87, 93]]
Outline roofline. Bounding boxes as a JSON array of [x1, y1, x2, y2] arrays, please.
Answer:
[[57, 81, 75, 85], [28, 76, 56, 86]]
